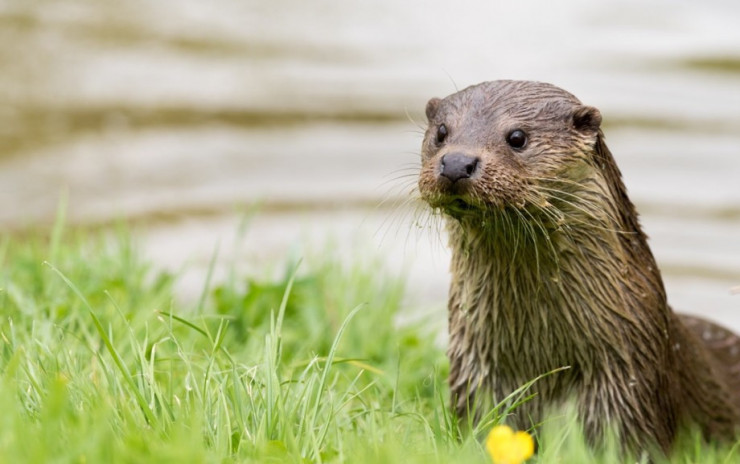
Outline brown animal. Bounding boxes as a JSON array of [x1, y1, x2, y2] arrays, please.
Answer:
[[417, 80, 740, 453]]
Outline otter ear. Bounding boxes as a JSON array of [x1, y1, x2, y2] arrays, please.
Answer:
[[426, 98, 441, 121], [571, 105, 602, 134]]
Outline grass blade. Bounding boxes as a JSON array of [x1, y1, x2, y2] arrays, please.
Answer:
[[45, 262, 157, 425]]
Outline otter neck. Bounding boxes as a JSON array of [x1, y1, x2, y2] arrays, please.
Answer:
[[446, 200, 670, 381]]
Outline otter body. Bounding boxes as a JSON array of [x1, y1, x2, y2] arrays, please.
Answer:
[[417, 80, 740, 452]]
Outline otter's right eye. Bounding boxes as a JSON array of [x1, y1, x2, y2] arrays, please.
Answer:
[[436, 124, 448, 144]]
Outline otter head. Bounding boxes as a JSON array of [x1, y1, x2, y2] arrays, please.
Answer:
[[418, 80, 604, 222]]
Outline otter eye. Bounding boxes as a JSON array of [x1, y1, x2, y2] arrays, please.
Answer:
[[436, 124, 448, 144], [506, 129, 527, 149]]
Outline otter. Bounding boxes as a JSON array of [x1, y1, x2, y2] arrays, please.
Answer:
[[417, 80, 740, 453]]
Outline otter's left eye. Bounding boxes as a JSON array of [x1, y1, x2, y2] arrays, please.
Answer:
[[506, 129, 527, 149], [436, 124, 448, 145]]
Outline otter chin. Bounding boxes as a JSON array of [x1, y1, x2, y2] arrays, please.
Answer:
[[417, 80, 740, 454]]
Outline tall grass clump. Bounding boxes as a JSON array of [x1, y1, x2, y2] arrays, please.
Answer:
[[0, 226, 485, 463]]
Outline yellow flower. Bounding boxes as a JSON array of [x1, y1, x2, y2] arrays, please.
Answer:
[[485, 425, 535, 464]]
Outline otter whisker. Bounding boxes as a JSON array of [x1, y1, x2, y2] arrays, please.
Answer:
[[510, 206, 543, 279], [533, 184, 622, 225], [532, 186, 629, 235], [520, 205, 560, 272], [373, 185, 427, 248], [529, 175, 587, 189], [529, 176, 626, 228], [377, 174, 421, 193], [403, 106, 426, 132], [502, 206, 521, 272]]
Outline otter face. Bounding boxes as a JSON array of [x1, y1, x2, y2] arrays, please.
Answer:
[[418, 80, 602, 220]]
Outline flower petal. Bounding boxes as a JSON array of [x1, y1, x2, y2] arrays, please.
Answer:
[[485, 425, 535, 464]]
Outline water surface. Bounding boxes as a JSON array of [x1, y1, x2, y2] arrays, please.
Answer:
[[1, 0, 739, 329]]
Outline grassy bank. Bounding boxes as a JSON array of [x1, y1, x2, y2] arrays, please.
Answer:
[[0, 226, 737, 463], [0, 226, 477, 463]]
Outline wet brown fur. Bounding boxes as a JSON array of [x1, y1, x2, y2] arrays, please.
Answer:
[[417, 80, 740, 453]]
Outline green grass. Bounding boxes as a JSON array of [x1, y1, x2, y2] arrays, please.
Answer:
[[0, 224, 738, 463]]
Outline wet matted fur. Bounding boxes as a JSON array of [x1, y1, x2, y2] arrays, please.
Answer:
[[417, 80, 740, 453]]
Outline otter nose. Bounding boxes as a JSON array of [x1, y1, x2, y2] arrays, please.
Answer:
[[440, 153, 479, 183]]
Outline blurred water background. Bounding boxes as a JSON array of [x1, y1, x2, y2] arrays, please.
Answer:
[[1, 0, 739, 329]]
